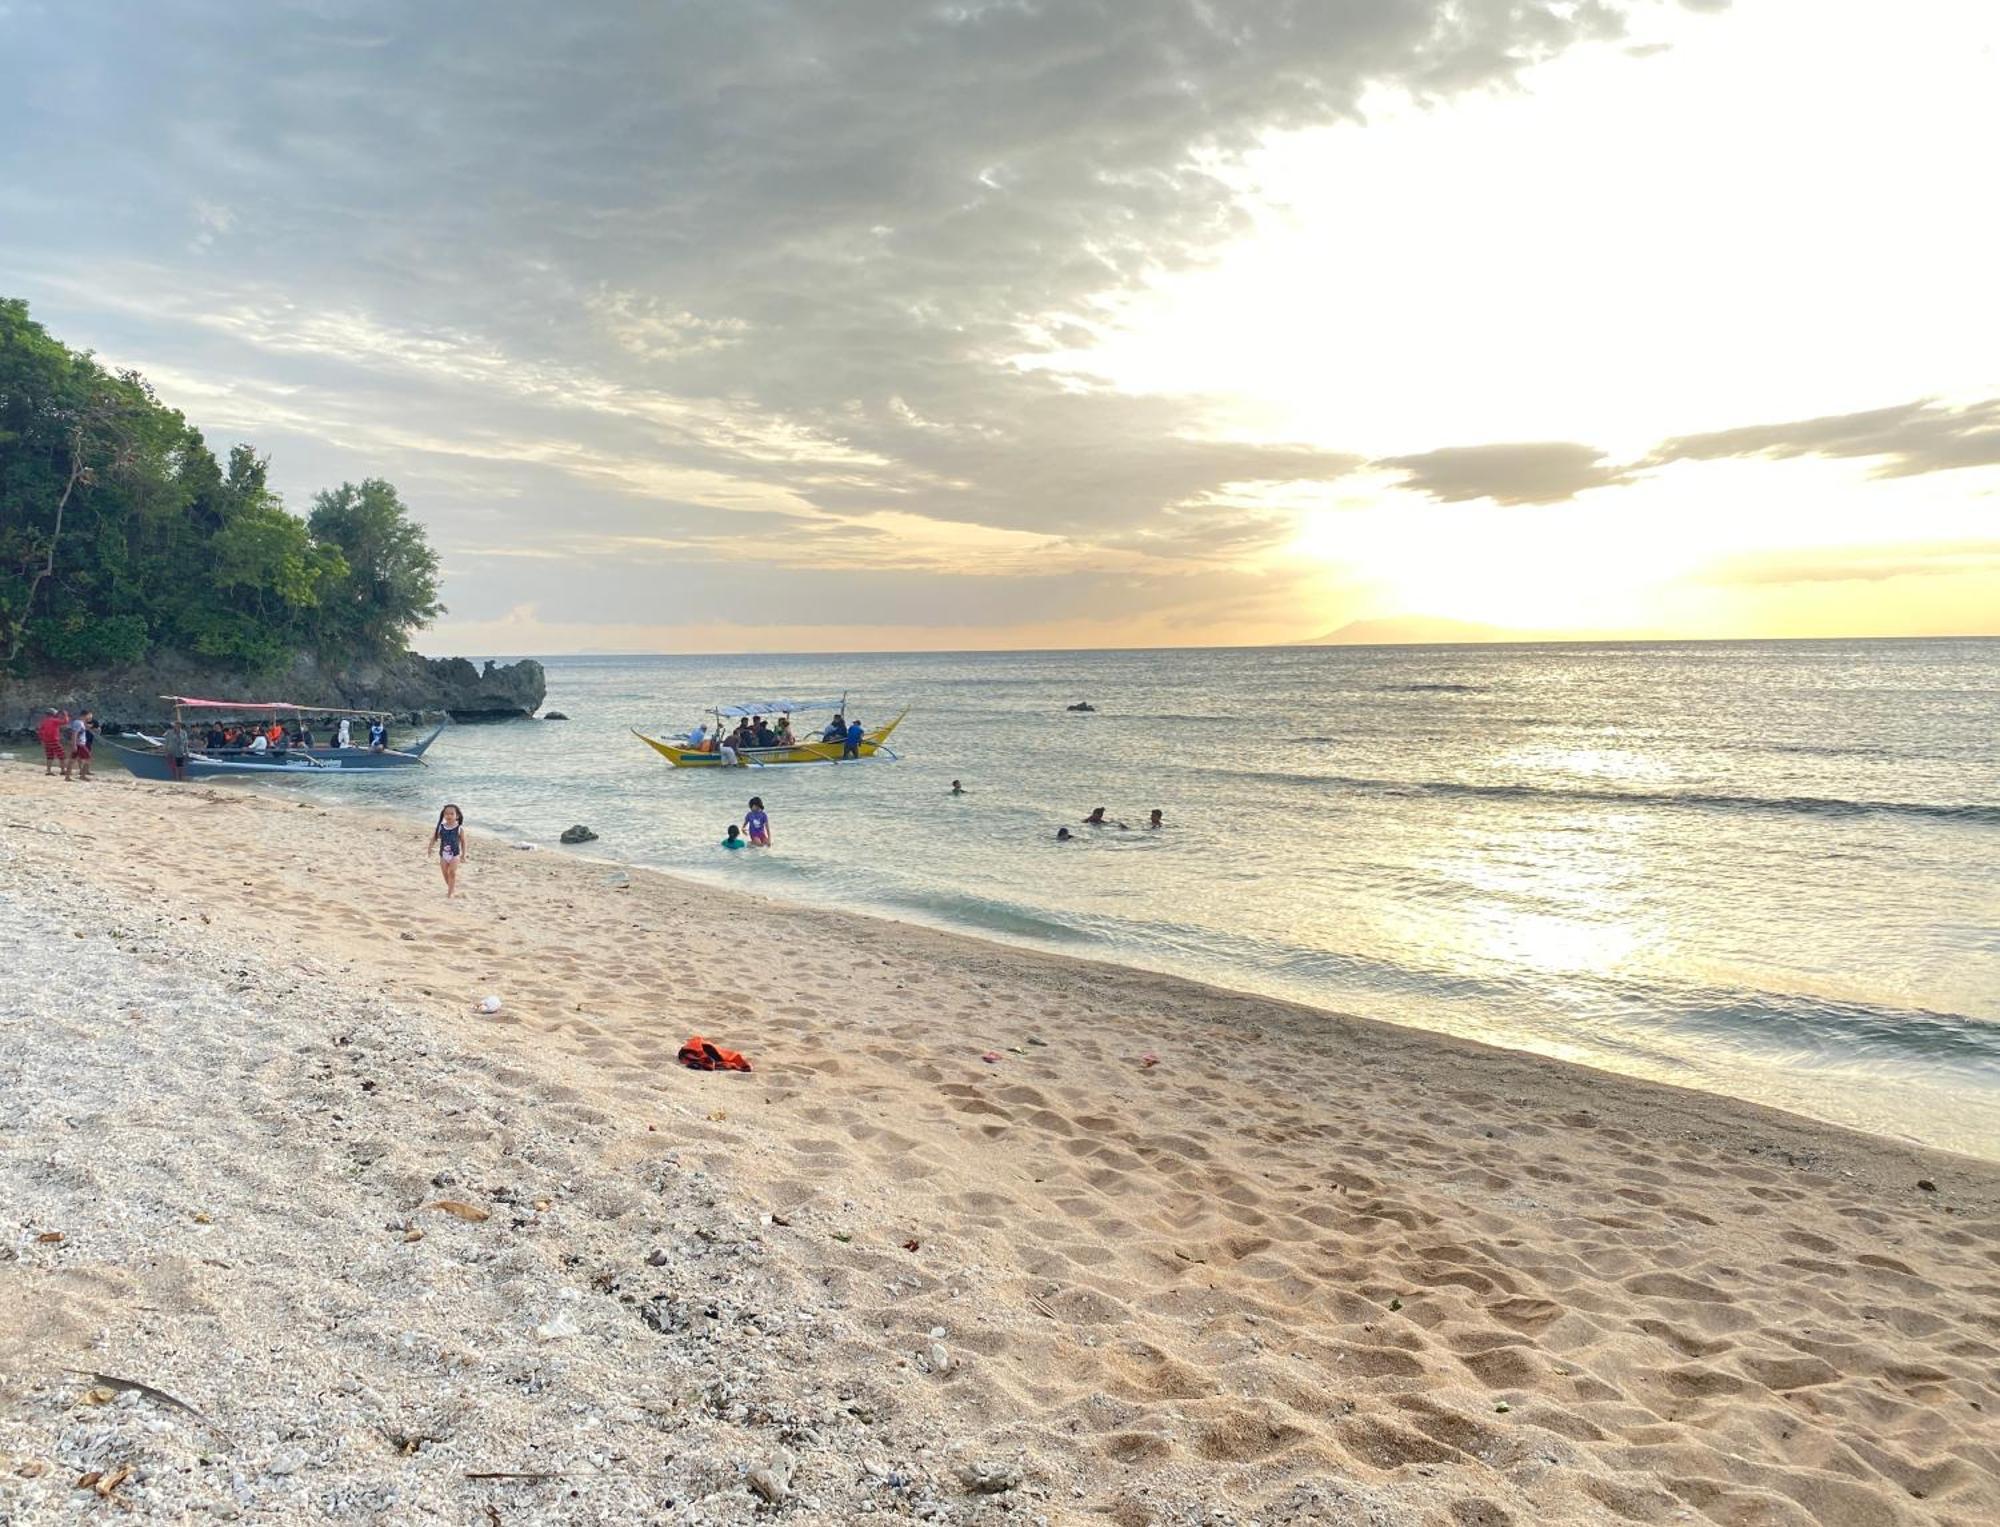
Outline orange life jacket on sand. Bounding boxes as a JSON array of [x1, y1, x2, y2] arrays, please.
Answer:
[[677, 1034, 753, 1072]]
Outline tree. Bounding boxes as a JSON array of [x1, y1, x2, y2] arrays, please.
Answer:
[[2, 298, 445, 675], [0, 299, 167, 666], [307, 479, 443, 654]]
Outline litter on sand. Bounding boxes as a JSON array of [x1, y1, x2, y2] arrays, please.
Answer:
[[677, 1035, 753, 1072], [477, 995, 503, 1014]]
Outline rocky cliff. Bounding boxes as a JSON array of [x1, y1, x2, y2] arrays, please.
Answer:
[[0, 651, 546, 733]]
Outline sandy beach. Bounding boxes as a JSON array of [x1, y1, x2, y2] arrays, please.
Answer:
[[3, 765, 1997, 1526]]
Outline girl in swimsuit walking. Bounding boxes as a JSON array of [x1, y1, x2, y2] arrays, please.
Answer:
[[429, 804, 468, 896]]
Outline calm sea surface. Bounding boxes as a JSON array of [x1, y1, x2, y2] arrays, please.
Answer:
[[282, 640, 2000, 1156]]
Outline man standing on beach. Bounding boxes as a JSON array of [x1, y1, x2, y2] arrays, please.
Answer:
[[38, 708, 67, 776], [164, 719, 191, 782], [68, 710, 95, 780]]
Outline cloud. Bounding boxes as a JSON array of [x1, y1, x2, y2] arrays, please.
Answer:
[[1374, 441, 1630, 504], [1700, 539, 2000, 587], [1652, 398, 2000, 478], [1367, 395, 2000, 508], [0, 0, 1658, 619]]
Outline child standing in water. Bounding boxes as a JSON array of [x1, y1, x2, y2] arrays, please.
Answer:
[[744, 796, 772, 846], [429, 804, 468, 896]]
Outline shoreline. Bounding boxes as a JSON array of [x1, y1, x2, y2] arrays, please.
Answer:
[[477, 812, 1980, 1178], [139, 763, 1995, 1176], [346, 771, 1991, 1169], [5, 764, 1998, 1524]]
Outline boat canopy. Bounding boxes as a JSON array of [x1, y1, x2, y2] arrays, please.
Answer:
[[162, 695, 389, 715], [711, 697, 846, 718]]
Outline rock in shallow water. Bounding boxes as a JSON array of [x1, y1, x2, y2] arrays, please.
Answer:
[[559, 825, 598, 844]]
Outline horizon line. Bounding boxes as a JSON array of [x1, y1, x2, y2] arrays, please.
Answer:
[[422, 631, 2000, 662]]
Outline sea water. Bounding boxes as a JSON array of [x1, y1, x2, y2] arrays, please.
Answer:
[[299, 639, 2000, 1156]]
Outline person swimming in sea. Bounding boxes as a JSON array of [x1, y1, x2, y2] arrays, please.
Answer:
[[744, 796, 771, 846], [429, 804, 468, 897], [1055, 826, 1074, 841], [950, 780, 966, 795], [1082, 806, 1127, 829], [722, 824, 746, 850], [1148, 809, 1163, 828]]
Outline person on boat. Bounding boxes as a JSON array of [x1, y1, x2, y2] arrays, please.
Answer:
[[721, 823, 746, 850], [1148, 809, 1164, 829], [773, 715, 795, 746], [247, 729, 269, 755], [296, 722, 315, 748], [842, 717, 863, 760], [822, 713, 845, 743], [429, 803, 468, 897], [368, 718, 389, 750], [336, 716, 352, 749], [38, 708, 65, 776], [688, 720, 709, 751], [164, 720, 191, 782], [204, 723, 226, 750], [1055, 826, 1075, 841], [744, 796, 771, 846]]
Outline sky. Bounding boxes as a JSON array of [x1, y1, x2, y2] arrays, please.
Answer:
[[2, 0, 1995, 654]]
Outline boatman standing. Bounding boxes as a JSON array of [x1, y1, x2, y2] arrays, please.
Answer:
[[164, 720, 191, 782], [842, 717, 863, 760]]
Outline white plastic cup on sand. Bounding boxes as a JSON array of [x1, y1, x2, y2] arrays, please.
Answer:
[[478, 995, 503, 1014]]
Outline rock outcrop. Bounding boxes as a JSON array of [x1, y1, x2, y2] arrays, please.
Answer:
[[0, 651, 546, 734]]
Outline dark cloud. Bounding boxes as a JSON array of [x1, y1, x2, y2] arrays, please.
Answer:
[[1374, 441, 1630, 504], [0, 0, 1654, 616], [1367, 395, 2000, 508], [1652, 398, 2000, 479]]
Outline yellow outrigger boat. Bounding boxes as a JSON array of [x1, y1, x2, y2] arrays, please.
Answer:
[[633, 696, 907, 769]]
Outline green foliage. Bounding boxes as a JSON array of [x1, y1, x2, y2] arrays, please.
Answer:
[[0, 297, 443, 675], [39, 611, 150, 667], [309, 479, 444, 654]]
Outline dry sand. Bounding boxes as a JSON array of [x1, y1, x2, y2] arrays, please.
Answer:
[[2, 764, 1997, 1525]]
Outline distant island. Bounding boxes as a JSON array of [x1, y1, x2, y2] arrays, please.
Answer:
[[0, 297, 542, 729], [1303, 615, 1530, 645]]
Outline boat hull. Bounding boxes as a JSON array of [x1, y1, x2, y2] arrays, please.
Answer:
[[109, 741, 420, 780], [231, 722, 444, 763], [634, 711, 905, 768]]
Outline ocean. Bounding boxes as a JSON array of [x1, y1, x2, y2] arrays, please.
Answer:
[[275, 639, 2000, 1156]]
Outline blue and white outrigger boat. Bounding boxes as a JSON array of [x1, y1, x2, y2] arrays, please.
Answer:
[[109, 695, 443, 781]]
